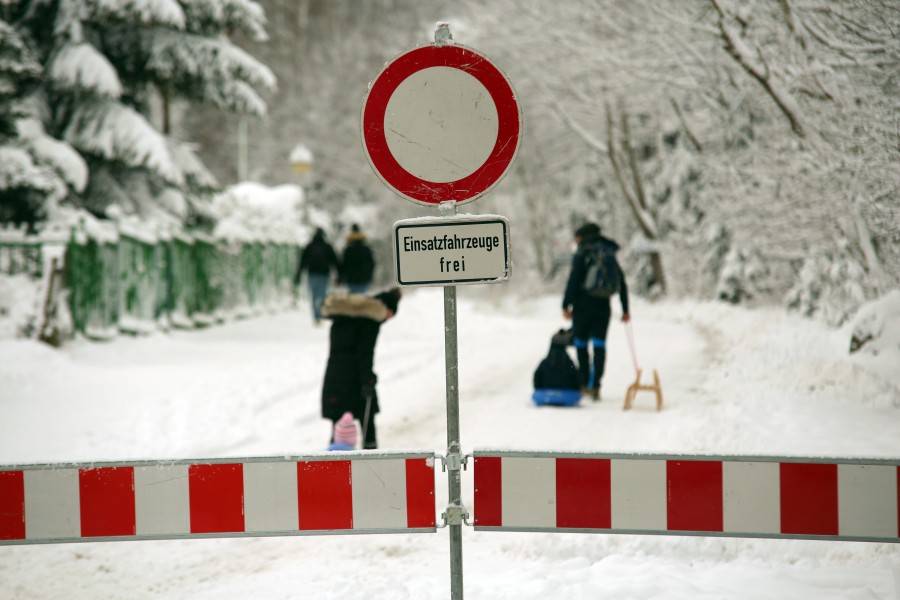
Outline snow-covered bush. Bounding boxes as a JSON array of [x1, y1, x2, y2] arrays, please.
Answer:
[[785, 253, 868, 326], [716, 247, 768, 304], [849, 290, 900, 355], [700, 223, 731, 294], [211, 182, 306, 243], [846, 290, 900, 393]]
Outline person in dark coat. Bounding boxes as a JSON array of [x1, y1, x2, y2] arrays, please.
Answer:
[[320, 288, 401, 449], [562, 222, 630, 400], [295, 228, 339, 324], [339, 224, 376, 294], [532, 329, 582, 406]]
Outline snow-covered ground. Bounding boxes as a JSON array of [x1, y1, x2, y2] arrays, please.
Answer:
[[0, 289, 898, 599]]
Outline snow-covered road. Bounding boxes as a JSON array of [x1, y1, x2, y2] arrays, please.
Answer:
[[0, 289, 897, 599]]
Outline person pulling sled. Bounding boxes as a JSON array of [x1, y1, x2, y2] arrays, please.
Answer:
[[562, 222, 630, 400]]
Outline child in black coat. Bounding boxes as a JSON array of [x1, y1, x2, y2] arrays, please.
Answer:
[[532, 329, 582, 406]]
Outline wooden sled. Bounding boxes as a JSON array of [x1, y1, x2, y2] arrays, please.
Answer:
[[623, 368, 663, 411]]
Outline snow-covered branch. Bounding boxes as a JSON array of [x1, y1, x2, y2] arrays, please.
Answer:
[[532, 74, 607, 156], [147, 31, 276, 115], [712, 0, 806, 138], [84, 0, 186, 30], [605, 103, 659, 240], [47, 42, 122, 99], [182, 0, 270, 42], [63, 101, 183, 185]]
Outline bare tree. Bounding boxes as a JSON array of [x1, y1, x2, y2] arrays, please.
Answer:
[[605, 101, 666, 293], [179, 0, 898, 320]]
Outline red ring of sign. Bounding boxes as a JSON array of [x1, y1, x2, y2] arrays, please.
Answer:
[[362, 45, 521, 205]]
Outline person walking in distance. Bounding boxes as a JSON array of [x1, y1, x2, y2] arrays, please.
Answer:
[[562, 222, 630, 400], [294, 228, 339, 325], [320, 288, 401, 450], [339, 224, 376, 294]]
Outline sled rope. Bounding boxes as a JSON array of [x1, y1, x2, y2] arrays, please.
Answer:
[[624, 321, 640, 374], [361, 391, 373, 450]]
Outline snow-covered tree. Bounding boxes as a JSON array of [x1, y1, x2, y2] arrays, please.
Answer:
[[0, 18, 38, 138], [465, 0, 898, 316], [176, 1, 896, 322], [0, 15, 86, 229], [3, 0, 275, 227]]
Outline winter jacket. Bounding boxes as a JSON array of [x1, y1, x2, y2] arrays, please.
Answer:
[[320, 294, 391, 422], [296, 231, 339, 282], [340, 233, 375, 285], [562, 234, 630, 314]]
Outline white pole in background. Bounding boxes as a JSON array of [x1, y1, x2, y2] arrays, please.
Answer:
[[237, 117, 248, 181]]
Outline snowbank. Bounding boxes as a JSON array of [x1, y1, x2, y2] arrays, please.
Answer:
[[848, 290, 900, 385], [211, 181, 306, 243], [0, 274, 39, 339], [0, 292, 897, 599]]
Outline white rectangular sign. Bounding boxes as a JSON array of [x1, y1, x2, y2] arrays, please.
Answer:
[[393, 216, 511, 286]]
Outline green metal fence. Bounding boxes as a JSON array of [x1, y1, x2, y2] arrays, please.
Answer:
[[58, 227, 299, 340], [65, 236, 120, 338], [1, 223, 300, 341]]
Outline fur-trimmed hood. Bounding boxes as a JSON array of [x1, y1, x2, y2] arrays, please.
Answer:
[[322, 294, 389, 322]]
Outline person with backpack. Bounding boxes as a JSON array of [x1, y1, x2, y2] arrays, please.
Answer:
[[339, 224, 376, 294], [295, 228, 340, 325], [320, 288, 402, 450], [562, 222, 630, 400]]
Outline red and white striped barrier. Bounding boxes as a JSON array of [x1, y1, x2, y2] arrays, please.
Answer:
[[473, 451, 900, 542], [0, 453, 436, 545]]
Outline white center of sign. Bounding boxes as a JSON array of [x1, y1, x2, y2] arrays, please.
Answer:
[[384, 66, 499, 183]]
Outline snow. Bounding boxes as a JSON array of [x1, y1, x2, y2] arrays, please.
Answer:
[[47, 43, 123, 99], [165, 139, 218, 190], [849, 290, 900, 383], [0, 274, 39, 339], [0, 146, 53, 192], [0, 288, 897, 598], [289, 143, 313, 166], [17, 119, 89, 193], [147, 31, 276, 116], [63, 101, 182, 185], [93, 0, 186, 29], [211, 182, 306, 242]]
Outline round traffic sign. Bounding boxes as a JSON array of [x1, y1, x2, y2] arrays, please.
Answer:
[[361, 44, 521, 206]]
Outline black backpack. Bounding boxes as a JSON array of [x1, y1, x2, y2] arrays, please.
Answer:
[[582, 243, 620, 298]]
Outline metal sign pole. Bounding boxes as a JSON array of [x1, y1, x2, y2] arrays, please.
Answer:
[[364, 22, 519, 596], [444, 284, 464, 599], [439, 201, 465, 600]]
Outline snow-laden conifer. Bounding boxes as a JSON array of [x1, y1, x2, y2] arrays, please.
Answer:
[[0, 17, 74, 228], [3, 0, 273, 224], [0, 18, 41, 137]]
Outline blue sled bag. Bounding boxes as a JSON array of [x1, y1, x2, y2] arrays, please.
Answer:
[[532, 329, 581, 407]]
